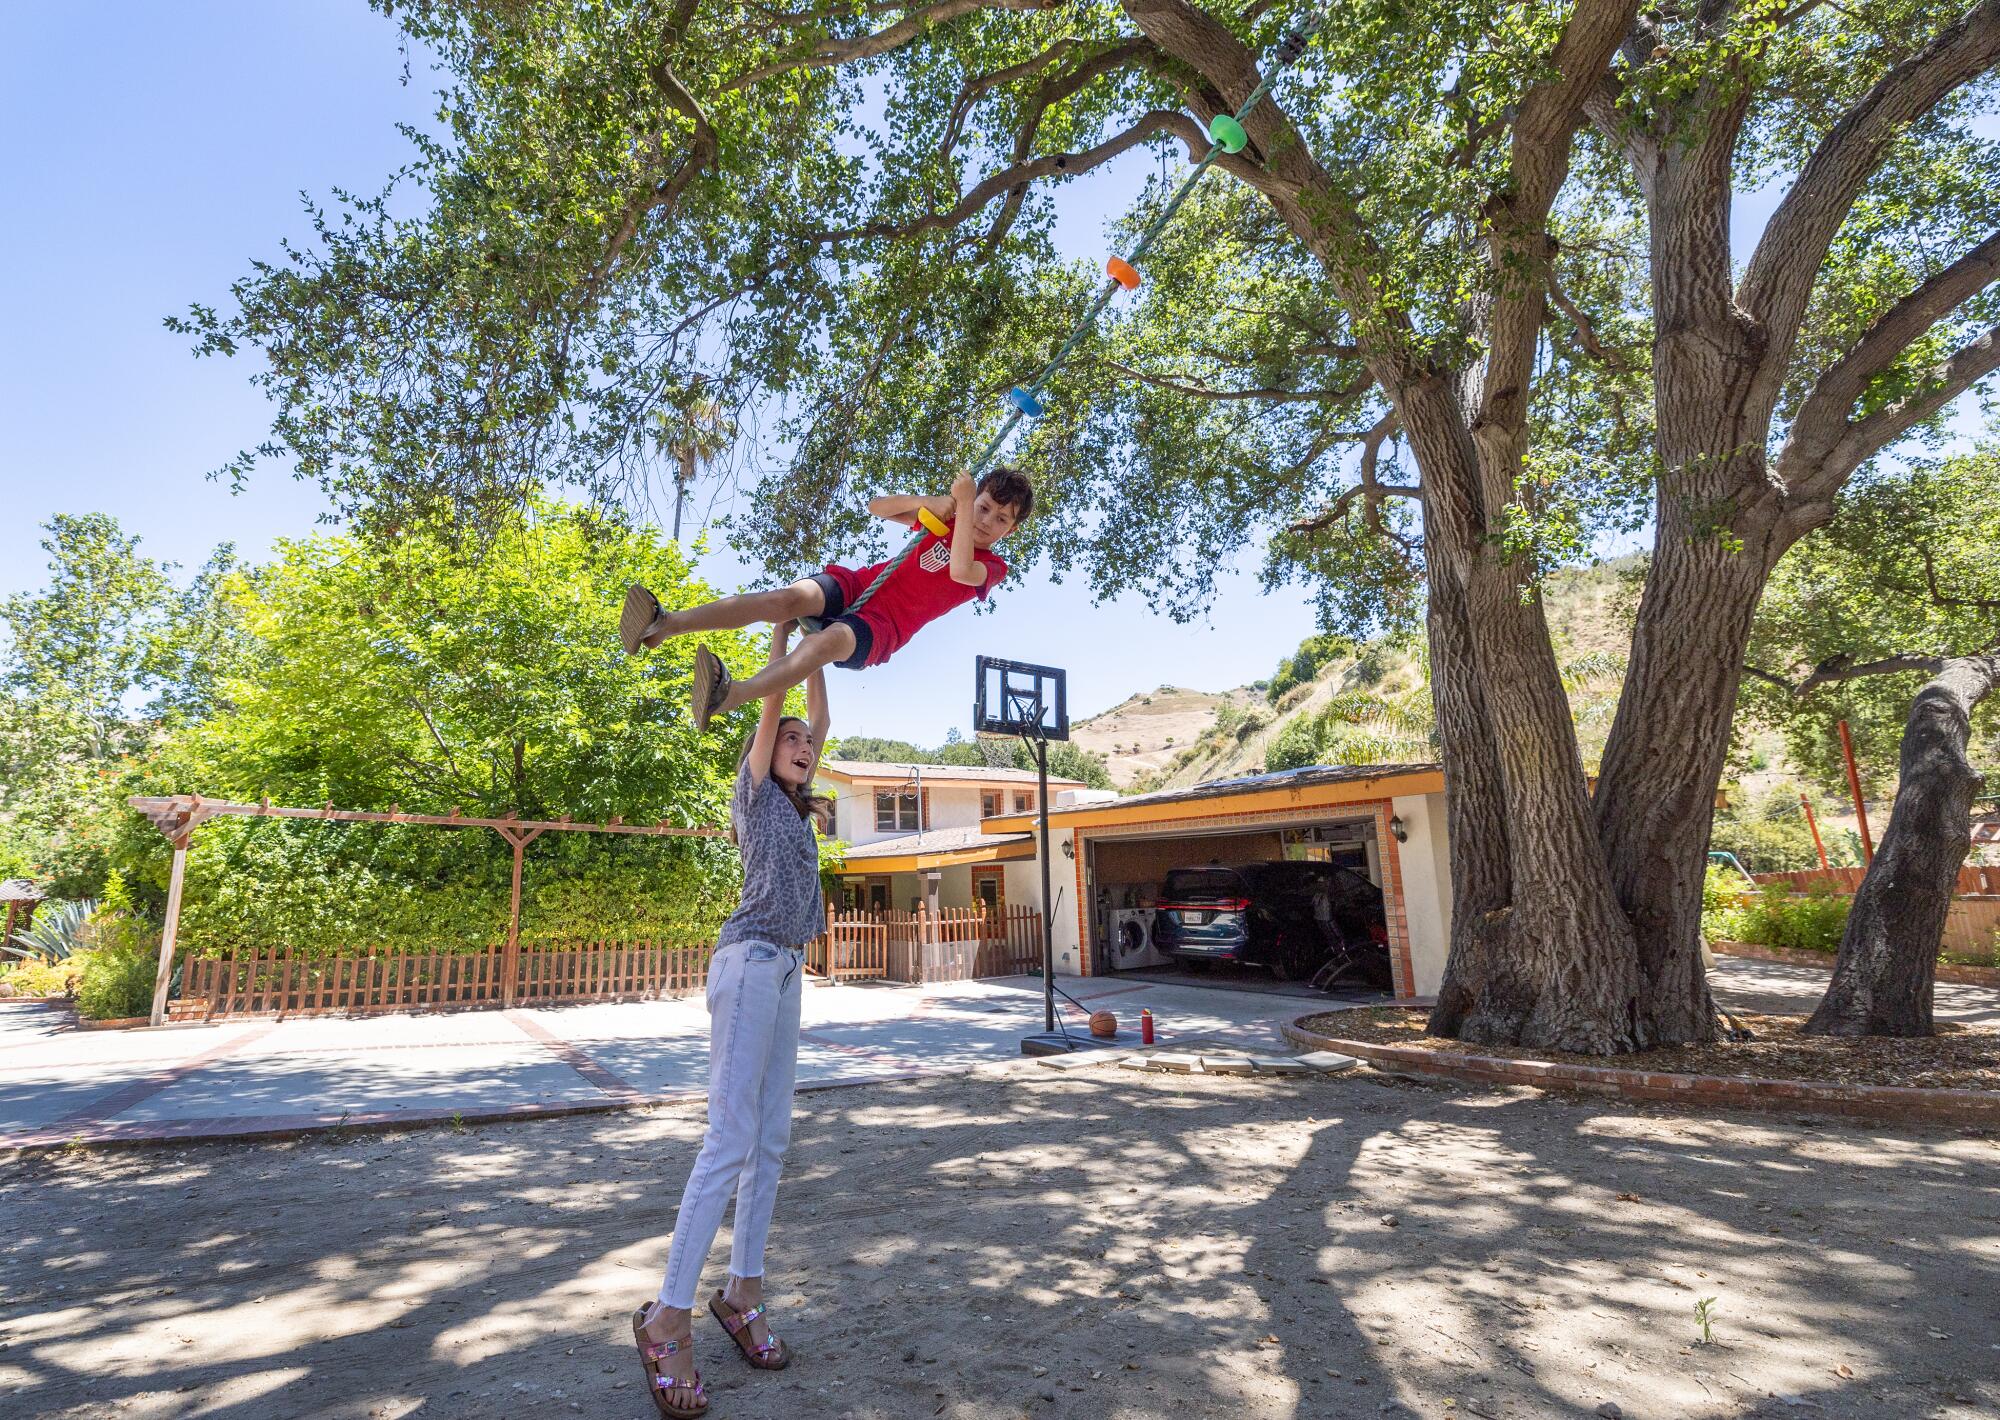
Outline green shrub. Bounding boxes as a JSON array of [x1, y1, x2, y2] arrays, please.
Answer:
[[1714, 881, 1851, 953], [75, 915, 160, 1021], [1, 957, 87, 997]]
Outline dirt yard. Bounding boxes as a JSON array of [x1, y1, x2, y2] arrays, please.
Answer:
[[3, 1060, 1995, 1420]]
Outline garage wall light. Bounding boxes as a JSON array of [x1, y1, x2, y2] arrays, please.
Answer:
[[1060, 838, 1075, 859], [1388, 814, 1408, 844]]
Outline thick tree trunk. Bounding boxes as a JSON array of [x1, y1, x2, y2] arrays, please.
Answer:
[[1406, 380, 1648, 1052], [1590, 139, 1796, 1047], [1804, 655, 1998, 1037], [1592, 508, 1778, 1046], [1424, 564, 1528, 1039]]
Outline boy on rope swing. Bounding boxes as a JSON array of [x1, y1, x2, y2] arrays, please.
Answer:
[[621, 467, 1034, 731]]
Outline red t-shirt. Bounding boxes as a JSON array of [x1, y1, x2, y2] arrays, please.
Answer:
[[824, 524, 1007, 666]]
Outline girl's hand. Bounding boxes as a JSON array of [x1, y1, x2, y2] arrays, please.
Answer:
[[951, 471, 975, 507]]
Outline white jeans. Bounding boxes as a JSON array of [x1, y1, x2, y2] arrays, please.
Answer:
[[658, 940, 803, 1308]]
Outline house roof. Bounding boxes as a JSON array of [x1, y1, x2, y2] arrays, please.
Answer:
[[836, 824, 1035, 873], [819, 760, 1083, 788], [0, 880, 44, 903], [982, 762, 1444, 832]]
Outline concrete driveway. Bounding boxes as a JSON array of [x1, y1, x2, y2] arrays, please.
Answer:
[[0, 973, 1303, 1150], [3, 956, 1989, 1151]]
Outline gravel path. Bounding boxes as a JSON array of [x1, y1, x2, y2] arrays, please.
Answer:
[[4, 1056, 1995, 1420]]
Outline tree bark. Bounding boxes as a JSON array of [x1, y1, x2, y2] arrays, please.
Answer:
[[1804, 654, 1999, 1037]]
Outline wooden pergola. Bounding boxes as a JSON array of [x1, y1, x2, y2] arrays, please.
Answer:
[[129, 794, 723, 1026]]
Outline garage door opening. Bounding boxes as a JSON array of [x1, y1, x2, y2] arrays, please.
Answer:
[[1087, 817, 1396, 1002]]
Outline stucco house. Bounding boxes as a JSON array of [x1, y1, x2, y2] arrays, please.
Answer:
[[815, 759, 1091, 915], [818, 758, 1454, 1001]]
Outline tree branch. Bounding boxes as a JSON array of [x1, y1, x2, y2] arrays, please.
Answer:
[[803, 112, 1189, 245], [729, 0, 1057, 88], [1471, 0, 1641, 516], [1803, 322, 2000, 499], [1546, 266, 1636, 371], [1746, 651, 1949, 696], [1778, 229, 2000, 489], [1287, 412, 1420, 539], [1100, 360, 1369, 404], [1738, 0, 2000, 378]]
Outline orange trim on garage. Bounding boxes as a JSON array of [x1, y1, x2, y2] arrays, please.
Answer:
[[983, 769, 1444, 834]]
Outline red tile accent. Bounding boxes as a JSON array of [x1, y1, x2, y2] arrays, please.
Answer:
[[504, 1010, 644, 1101]]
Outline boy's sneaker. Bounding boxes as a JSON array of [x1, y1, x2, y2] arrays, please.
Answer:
[[620, 584, 665, 655], [691, 646, 732, 733]]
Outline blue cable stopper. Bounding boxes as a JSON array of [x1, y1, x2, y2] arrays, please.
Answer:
[[1006, 387, 1046, 417]]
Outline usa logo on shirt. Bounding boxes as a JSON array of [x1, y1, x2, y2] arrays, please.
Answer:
[[919, 540, 951, 573]]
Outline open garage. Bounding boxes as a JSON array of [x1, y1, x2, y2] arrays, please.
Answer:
[[982, 765, 1453, 1002]]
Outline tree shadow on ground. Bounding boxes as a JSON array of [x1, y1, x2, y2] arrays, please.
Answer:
[[1, 1063, 1993, 1419]]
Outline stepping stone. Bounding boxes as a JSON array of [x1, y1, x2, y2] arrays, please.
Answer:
[[1148, 1053, 1203, 1073], [1200, 1055, 1258, 1075], [1252, 1057, 1312, 1076], [1296, 1051, 1362, 1073], [1119, 1056, 1155, 1071], [1038, 1052, 1107, 1071]]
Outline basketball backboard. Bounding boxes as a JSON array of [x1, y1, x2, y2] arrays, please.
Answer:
[[973, 657, 1068, 741]]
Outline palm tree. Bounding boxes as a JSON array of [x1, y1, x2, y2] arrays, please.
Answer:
[[663, 396, 733, 542]]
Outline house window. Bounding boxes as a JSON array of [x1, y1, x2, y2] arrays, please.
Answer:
[[1014, 791, 1034, 813], [981, 790, 1001, 818], [874, 788, 919, 832]]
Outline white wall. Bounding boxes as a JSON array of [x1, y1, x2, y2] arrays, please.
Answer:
[[1390, 792, 1454, 996], [827, 781, 1035, 846]]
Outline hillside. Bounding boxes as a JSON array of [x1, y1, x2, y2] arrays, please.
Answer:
[[1070, 560, 1642, 791], [1066, 685, 1263, 787]]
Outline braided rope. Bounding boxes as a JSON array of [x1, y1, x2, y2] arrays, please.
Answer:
[[800, 20, 1321, 634]]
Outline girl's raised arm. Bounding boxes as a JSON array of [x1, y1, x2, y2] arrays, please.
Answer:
[[743, 621, 796, 784]]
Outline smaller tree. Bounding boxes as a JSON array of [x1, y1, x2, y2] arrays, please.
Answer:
[[1744, 450, 2000, 1036]]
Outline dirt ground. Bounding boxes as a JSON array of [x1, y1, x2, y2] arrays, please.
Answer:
[[1305, 1008, 2000, 1091], [3, 1059, 1996, 1420]]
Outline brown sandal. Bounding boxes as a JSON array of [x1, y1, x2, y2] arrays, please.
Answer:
[[632, 1305, 708, 1416], [709, 1289, 791, 1369], [690, 647, 731, 733], [621, 584, 666, 656]]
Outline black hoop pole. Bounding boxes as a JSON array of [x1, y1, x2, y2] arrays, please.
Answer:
[[1032, 730, 1056, 1033]]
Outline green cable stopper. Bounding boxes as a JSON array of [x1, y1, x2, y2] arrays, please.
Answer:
[[1208, 115, 1248, 154]]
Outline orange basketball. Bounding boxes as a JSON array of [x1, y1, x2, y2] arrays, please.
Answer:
[[1089, 1010, 1117, 1038]]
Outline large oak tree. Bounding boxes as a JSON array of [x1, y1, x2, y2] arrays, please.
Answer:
[[180, 0, 2000, 1050]]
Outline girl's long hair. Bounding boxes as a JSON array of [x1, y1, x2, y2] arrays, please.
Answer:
[[735, 717, 835, 841]]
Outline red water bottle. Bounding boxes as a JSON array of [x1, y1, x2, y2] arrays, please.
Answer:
[[1140, 1008, 1155, 1045]]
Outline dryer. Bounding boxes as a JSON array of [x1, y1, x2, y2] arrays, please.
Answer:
[[1107, 907, 1170, 970]]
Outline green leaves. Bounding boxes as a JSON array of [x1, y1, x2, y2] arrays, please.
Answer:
[[1743, 445, 2000, 792]]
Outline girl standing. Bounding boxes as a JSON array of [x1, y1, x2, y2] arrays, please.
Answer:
[[634, 620, 829, 1417]]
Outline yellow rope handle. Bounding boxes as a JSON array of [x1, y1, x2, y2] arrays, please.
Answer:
[[916, 506, 951, 538]]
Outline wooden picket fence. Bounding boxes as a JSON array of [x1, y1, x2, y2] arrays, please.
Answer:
[[171, 939, 712, 1021], [1741, 866, 2000, 963], [168, 906, 1043, 1020], [1752, 865, 2000, 895]]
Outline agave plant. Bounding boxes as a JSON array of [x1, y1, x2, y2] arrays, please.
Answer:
[[4, 900, 95, 964]]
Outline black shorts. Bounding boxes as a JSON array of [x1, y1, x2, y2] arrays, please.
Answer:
[[807, 572, 875, 671]]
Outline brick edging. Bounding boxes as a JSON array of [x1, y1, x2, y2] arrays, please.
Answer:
[[1710, 940, 2000, 988], [1280, 1018, 2000, 1126]]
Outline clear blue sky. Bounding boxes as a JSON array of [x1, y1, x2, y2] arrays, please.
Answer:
[[2, 6, 1987, 747], [0, 2, 1326, 745]]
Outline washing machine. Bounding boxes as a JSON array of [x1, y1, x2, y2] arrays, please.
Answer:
[[1107, 907, 1170, 970]]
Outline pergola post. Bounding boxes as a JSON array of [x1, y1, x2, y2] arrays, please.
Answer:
[[495, 825, 545, 1008], [149, 834, 191, 1027]]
